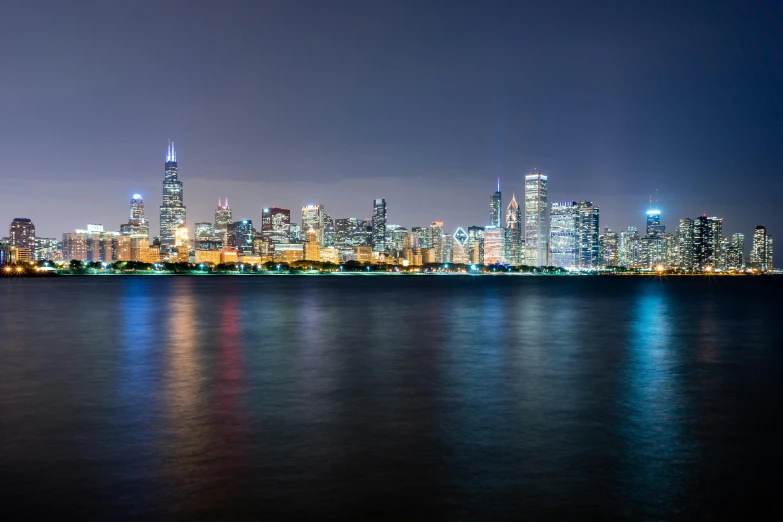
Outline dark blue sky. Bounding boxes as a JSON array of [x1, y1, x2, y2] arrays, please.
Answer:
[[2, 0, 781, 240]]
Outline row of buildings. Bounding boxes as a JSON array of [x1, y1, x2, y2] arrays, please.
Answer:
[[0, 143, 774, 272]]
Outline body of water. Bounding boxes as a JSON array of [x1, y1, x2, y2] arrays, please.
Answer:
[[1, 276, 781, 520]]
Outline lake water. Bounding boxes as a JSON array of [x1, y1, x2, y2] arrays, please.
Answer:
[[1, 276, 781, 520]]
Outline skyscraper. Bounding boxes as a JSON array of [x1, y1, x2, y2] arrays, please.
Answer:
[[159, 141, 186, 247], [693, 215, 722, 270], [751, 226, 768, 271], [600, 227, 620, 267], [677, 219, 695, 271], [429, 221, 444, 263], [620, 227, 641, 268], [302, 205, 325, 244], [121, 194, 149, 237], [372, 199, 387, 252], [214, 199, 232, 245], [505, 194, 522, 265], [646, 210, 665, 237], [524, 172, 548, 266], [261, 207, 291, 247], [467, 226, 484, 265], [483, 226, 504, 265], [9, 218, 36, 261], [490, 179, 502, 228], [726, 232, 745, 270], [227, 220, 254, 255], [577, 201, 600, 269], [549, 201, 578, 269], [452, 227, 469, 264]]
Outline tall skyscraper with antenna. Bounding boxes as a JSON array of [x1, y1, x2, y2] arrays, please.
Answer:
[[159, 141, 187, 247], [214, 198, 232, 245], [490, 179, 502, 228]]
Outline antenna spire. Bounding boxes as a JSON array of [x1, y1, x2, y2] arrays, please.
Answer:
[[497, 178, 500, 192]]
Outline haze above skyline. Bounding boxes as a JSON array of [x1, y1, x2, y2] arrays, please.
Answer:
[[1, 0, 781, 238]]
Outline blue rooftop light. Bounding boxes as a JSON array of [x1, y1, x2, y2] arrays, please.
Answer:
[[647, 209, 661, 215]]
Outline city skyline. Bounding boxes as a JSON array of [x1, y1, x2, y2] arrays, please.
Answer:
[[1, 2, 781, 241]]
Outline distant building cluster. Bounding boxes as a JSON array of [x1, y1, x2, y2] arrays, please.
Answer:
[[0, 143, 774, 272]]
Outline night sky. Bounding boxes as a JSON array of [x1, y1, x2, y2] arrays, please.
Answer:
[[2, 0, 781, 241]]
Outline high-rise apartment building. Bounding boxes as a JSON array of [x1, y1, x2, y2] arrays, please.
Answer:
[[577, 202, 600, 269], [726, 233, 745, 270], [524, 172, 548, 266], [490, 179, 502, 228], [677, 219, 694, 270], [372, 199, 387, 252], [302, 205, 325, 244], [9, 218, 36, 262], [600, 228, 619, 267], [159, 141, 186, 247], [323, 214, 336, 248], [549, 201, 578, 269], [751, 226, 769, 271], [620, 227, 640, 268], [693, 215, 722, 270]]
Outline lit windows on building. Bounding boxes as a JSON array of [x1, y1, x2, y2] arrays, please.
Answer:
[[524, 172, 548, 266]]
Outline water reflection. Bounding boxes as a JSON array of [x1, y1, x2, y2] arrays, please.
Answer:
[[621, 284, 693, 516]]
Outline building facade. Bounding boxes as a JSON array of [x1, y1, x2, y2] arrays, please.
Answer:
[[524, 172, 548, 266], [490, 179, 502, 228], [549, 201, 578, 269], [159, 141, 186, 247], [372, 199, 387, 252]]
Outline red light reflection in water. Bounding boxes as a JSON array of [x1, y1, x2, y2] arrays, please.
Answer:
[[217, 292, 246, 451]]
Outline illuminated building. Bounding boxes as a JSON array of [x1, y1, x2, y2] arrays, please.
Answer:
[[677, 219, 694, 270], [412, 226, 429, 249], [174, 224, 189, 262], [273, 243, 304, 263], [451, 227, 469, 264], [195, 250, 221, 265], [767, 236, 774, 270], [159, 141, 186, 247], [35, 237, 61, 262], [599, 228, 619, 267], [9, 218, 36, 260], [353, 245, 373, 263], [320, 246, 339, 264], [751, 226, 770, 271], [261, 207, 291, 247], [239, 255, 263, 266], [505, 195, 523, 265], [693, 215, 722, 270], [549, 201, 578, 269], [304, 228, 320, 261], [195, 222, 214, 241], [386, 225, 408, 255], [302, 204, 325, 243], [214, 199, 232, 244], [289, 223, 301, 243], [429, 221, 444, 262], [116, 235, 131, 261], [253, 238, 268, 257], [372, 199, 387, 252], [0, 243, 17, 265], [619, 227, 640, 268], [323, 214, 336, 247], [726, 233, 745, 270], [646, 209, 665, 237], [524, 171, 548, 266], [483, 226, 504, 264], [468, 226, 484, 264], [62, 231, 88, 261], [227, 220, 254, 256], [121, 194, 149, 237], [421, 248, 436, 264], [220, 248, 239, 264], [490, 179, 502, 228], [335, 218, 365, 247], [577, 201, 600, 269]]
